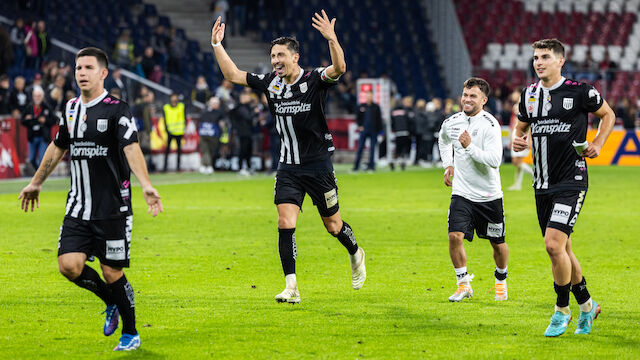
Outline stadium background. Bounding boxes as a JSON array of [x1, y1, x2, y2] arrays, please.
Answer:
[[0, 0, 639, 177]]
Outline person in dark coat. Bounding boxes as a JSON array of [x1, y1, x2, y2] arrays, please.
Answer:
[[353, 90, 383, 171], [230, 91, 255, 174], [21, 86, 56, 169]]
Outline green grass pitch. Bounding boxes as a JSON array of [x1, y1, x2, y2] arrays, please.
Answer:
[[1, 165, 639, 359]]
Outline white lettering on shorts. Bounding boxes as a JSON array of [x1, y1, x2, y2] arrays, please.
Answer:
[[550, 203, 572, 225], [105, 239, 126, 260], [324, 188, 338, 208]]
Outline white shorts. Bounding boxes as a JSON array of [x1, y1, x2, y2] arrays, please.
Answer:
[[511, 148, 529, 158]]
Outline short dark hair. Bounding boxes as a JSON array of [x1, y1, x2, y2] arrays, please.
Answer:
[[76, 47, 109, 68], [532, 38, 565, 57], [463, 77, 491, 97], [270, 36, 299, 54]]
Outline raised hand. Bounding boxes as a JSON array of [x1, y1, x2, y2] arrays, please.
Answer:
[[18, 183, 41, 212], [211, 16, 226, 46], [142, 186, 163, 217], [312, 10, 337, 41]]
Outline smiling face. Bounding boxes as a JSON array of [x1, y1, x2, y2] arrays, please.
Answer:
[[75, 55, 108, 94], [461, 85, 487, 116], [270, 44, 299, 80], [533, 48, 564, 82]]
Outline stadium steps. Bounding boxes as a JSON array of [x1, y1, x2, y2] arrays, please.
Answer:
[[147, 0, 270, 74]]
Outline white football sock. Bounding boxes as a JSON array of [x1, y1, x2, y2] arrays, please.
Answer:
[[285, 274, 297, 289], [578, 298, 593, 313], [555, 305, 571, 315]]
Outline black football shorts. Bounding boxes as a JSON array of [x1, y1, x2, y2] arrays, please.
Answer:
[[58, 215, 133, 268], [448, 195, 506, 244], [274, 169, 339, 217], [535, 190, 587, 237]]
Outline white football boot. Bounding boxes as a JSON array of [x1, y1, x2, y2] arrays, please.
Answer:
[[350, 248, 366, 290], [448, 274, 474, 302], [275, 288, 300, 303]]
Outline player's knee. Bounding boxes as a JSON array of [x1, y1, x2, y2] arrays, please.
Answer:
[[100, 264, 123, 283], [58, 260, 83, 280], [448, 232, 464, 245], [278, 217, 295, 229], [544, 239, 562, 257], [325, 220, 342, 236]]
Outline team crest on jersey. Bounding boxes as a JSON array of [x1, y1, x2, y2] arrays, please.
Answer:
[[97, 119, 108, 132], [299, 82, 308, 93], [563, 98, 574, 110]]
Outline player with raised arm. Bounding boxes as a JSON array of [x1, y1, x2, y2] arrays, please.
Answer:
[[439, 78, 509, 302], [210, 11, 366, 303], [513, 39, 615, 337], [18, 47, 162, 351]]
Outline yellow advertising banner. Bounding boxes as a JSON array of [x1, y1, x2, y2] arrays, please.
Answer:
[[523, 130, 640, 166]]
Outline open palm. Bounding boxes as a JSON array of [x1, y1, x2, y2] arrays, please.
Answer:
[[211, 16, 226, 46], [312, 10, 337, 41]]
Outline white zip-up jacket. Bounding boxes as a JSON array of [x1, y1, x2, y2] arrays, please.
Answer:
[[438, 110, 503, 202]]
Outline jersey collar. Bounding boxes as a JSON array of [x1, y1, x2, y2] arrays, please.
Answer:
[[81, 90, 109, 108], [539, 76, 566, 91], [282, 66, 304, 86]]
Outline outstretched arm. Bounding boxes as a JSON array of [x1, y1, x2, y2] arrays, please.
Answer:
[[312, 10, 346, 79], [18, 142, 67, 212], [123, 143, 163, 216], [211, 16, 248, 86]]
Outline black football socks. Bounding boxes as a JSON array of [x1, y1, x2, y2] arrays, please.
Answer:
[[278, 228, 297, 275], [73, 265, 113, 305], [108, 274, 137, 335], [554, 282, 571, 308], [334, 221, 358, 255]]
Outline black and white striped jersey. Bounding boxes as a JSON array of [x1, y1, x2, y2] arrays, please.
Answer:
[[53, 90, 138, 220], [246, 67, 336, 166], [517, 77, 603, 194]]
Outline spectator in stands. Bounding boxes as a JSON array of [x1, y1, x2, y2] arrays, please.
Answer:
[[9, 76, 29, 118], [618, 98, 638, 131], [167, 27, 186, 75], [113, 30, 134, 67], [230, 91, 254, 175], [162, 93, 186, 172], [353, 90, 382, 172], [26, 72, 42, 95], [413, 99, 428, 165], [106, 68, 128, 102], [390, 96, 415, 171], [21, 86, 55, 170], [199, 96, 225, 174], [141, 46, 157, 80], [150, 25, 169, 67], [192, 75, 211, 105], [211, 0, 230, 24], [47, 74, 67, 101], [133, 88, 159, 172], [48, 87, 64, 113], [230, 0, 247, 35], [335, 71, 356, 113], [215, 79, 234, 104], [35, 20, 50, 69], [259, 93, 279, 173], [0, 74, 10, 115], [0, 26, 12, 75], [10, 18, 26, 70], [599, 53, 618, 82], [23, 20, 39, 70]]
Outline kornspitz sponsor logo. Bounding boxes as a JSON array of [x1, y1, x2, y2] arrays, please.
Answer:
[[531, 119, 571, 135], [70, 142, 108, 158], [274, 101, 311, 115]]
